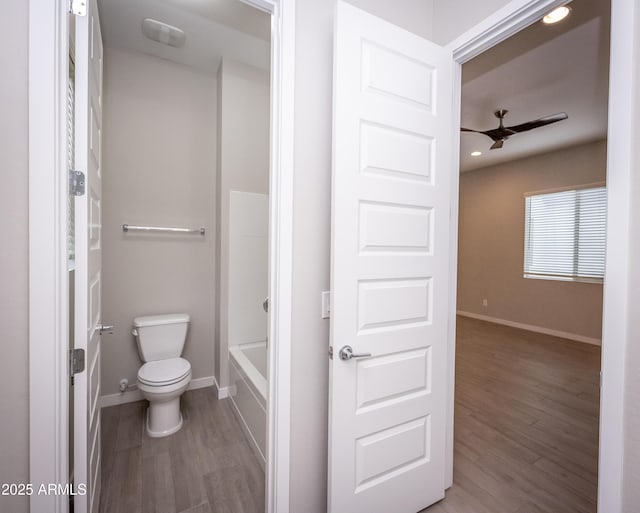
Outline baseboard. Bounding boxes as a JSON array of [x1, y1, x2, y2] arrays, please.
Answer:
[[216, 385, 236, 399], [213, 375, 236, 399], [100, 376, 216, 408], [101, 388, 143, 408], [188, 376, 215, 391], [457, 310, 601, 346]]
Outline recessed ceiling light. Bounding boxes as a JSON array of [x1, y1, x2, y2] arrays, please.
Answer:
[[471, 151, 482, 157], [543, 6, 571, 24]]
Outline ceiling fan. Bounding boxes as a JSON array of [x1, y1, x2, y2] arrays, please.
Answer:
[[461, 109, 568, 149]]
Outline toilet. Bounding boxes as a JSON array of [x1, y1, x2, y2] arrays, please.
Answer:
[[133, 313, 192, 438]]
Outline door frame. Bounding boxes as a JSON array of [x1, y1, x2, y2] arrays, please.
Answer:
[[445, 1, 632, 512], [27, 1, 295, 512]]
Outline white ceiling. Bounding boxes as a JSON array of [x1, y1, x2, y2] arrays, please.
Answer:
[[159, 0, 270, 41], [97, 0, 271, 75], [460, 0, 610, 172]]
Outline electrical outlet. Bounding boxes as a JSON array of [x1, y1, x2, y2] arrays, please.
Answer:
[[482, 299, 488, 307]]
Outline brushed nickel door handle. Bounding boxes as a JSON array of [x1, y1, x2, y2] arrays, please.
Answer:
[[338, 345, 372, 361]]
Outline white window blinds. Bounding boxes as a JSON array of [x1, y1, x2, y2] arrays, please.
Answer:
[[524, 186, 606, 281]]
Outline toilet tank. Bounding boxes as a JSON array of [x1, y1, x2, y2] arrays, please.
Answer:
[[133, 313, 190, 362]]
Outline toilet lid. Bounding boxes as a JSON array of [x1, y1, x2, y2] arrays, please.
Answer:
[[138, 357, 191, 386]]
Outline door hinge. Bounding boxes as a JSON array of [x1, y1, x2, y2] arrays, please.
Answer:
[[69, 0, 87, 16], [69, 348, 86, 377], [328, 345, 333, 360], [69, 170, 86, 196]]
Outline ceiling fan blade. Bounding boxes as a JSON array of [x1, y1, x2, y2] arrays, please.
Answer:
[[490, 139, 504, 150], [461, 126, 507, 147], [506, 112, 568, 133]]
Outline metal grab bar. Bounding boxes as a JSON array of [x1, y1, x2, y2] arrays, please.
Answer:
[[122, 224, 205, 235]]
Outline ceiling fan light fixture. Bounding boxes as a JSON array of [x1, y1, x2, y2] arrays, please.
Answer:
[[471, 151, 482, 157], [460, 109, 568, 150], [542, 6, 571, 24]]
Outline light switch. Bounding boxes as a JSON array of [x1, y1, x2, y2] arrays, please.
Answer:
[[322, 291, 330, 319]]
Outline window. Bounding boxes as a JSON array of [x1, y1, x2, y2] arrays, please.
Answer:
[[524, 185, 606, 282]]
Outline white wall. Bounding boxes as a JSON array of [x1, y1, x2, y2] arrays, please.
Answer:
[[0, 1, 29, 511], [288, 3, 332, 510], [345, 0, 433, 39], [432, 0, 511, 44], [228, 191, 269, 346], [288, 1, 434, 511], [101, 47, 217, 397], [215, 59, 270, 389]]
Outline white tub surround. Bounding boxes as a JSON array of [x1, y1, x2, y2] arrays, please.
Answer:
[[229, 341, 267, 466]]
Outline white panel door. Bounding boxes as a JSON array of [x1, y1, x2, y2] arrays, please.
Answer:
[[74, 0, 104, 511], [329, 2, 453, 512]]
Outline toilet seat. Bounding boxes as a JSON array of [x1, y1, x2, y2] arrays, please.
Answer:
[[138, 357, 191, 387]]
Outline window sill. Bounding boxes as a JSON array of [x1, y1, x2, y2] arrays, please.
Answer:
[[523, 273, 603, 284]]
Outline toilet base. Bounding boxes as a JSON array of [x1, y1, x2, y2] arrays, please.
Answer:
[[145, 398, 183, 438]]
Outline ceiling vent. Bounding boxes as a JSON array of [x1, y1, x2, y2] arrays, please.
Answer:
[[141, 18, 186, 48]]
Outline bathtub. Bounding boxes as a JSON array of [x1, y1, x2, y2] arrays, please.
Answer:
[[228, 341, 267, 466]]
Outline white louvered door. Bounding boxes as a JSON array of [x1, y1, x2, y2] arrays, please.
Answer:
[[329, 3, 453, 512], [74, 0, 104, 511]]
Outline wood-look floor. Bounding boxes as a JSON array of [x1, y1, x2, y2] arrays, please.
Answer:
[[99, 316, 600, 513], [99, 389, 264, 513], [424, 316, 600, 513]]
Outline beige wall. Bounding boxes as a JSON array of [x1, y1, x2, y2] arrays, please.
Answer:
[[0, 0, 29, 511], [457, 140, 606, 341], [215, 59, 270, 389], [101, 47, 217, 396]]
